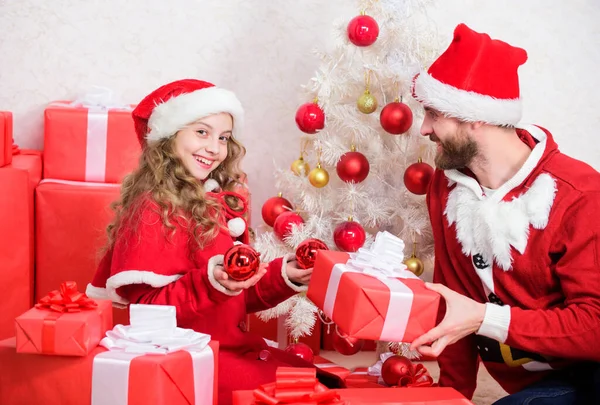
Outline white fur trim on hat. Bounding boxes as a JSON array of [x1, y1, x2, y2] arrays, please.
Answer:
[[146, 87, 244, 142], [413, 71, 523, 126]]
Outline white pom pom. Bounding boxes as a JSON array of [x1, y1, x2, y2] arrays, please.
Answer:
[[228, 217, 246, 237], [204, 178, 220, 192]]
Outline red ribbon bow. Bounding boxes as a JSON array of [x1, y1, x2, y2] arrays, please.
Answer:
[[398, 364, 438, 388], [35, 281, 98, 313], [253, 368, 345, 405]]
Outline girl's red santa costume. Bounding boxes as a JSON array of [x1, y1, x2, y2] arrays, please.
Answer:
[[86, 80, 342, 404], [412, 24, 600, 399]]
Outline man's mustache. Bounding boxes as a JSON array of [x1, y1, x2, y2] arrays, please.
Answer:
[[428, 133, 440, 143]]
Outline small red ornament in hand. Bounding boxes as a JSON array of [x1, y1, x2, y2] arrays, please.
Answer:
[[347, 14, 379, 47], [381, 355, 414, 386], [336, 151, 370, 183], [261, 195, 293, 227], [333, 220, 366, 252], [295, 102, 325, 134], [404, 160, 434, 195], [285, 342, 315, 363], [223, 244, 261, 281], [380, 101, 413, 135], [273, 211, 305, 240], [332, 328, 365, 356], [295, 238, 329, 269]]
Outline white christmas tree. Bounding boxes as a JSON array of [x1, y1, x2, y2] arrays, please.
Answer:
[[254, 0, 442, 350]]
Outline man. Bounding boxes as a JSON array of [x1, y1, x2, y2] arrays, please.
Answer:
[[409, 23, 600, 404]]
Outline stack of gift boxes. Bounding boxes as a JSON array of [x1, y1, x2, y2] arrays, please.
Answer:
[[0, 101, 472, 404]]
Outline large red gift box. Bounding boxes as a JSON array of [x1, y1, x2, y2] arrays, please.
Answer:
[[307, 251, 440, 342], [15, 283, 112, 356], [35, 180, 129, 325], [43, 101, 141, 183], [0, 337, 219, 405], [0, 149, 42, 339], [0, 111, 13, 167]]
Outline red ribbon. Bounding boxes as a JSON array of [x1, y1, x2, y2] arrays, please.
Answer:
[[35, 281, 98, 313], [252, 368, 345, 405], [397, 364, 438, 388], [35, 281, 98, 354]]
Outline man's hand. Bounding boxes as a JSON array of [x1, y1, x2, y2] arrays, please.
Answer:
[[410, 282, 486, 357], [213, 263, 268, 293], [285, 260, 313, 285]]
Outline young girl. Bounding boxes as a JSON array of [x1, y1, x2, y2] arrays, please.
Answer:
[[87, 79, 342, 404]]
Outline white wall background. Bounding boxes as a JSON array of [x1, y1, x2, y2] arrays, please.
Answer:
[[1, 0, 599, 228]]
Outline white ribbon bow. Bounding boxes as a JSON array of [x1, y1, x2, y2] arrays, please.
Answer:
[[65, 85, 131, 111], [100, 304, 211, 354]]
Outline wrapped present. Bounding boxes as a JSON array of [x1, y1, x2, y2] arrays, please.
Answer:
[[313, 355, 351, 380], [307, 232, 440, 342], [15, 281, 112, 356], [44, 89, 140, 183], [0, 111, 13, 167], [232, 367, 472, 405], [0, 149, 42, 339], [364, 352, 436, 388], [35, 180, 129, 325], [344, 367, 383, 389], [0, 305, 219, 405], [92, 304, 218, 405], [248, 314, 321, 354]]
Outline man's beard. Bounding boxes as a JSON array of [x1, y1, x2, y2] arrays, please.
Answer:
[[433, 133, 478, 170]]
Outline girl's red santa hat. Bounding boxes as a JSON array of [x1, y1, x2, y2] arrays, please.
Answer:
[[412, 23, 528, 126], [132, 78, 244, 146]]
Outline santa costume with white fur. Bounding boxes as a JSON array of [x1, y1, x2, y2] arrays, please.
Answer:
[[413, 24, 600, 399], [87, 79, 343, 405]]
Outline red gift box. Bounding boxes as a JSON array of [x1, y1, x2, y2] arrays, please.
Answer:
[[248, 314, 321, 354], [43, 101, 141, 183], [0, 111, 13, 167], [313, 355, 351, 380], [344, 367, 383, 389], [0, 337, 219, 405], [0, 150, 42, 339], [35, 180, 129, 325], [307, 251, 440, 342]]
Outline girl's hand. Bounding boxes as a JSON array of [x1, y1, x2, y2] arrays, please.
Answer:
[[213, 263, 268, 293], [285, 260, 313, 285]]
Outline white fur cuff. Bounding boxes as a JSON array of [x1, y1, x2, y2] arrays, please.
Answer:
[[207, 254, 242, 296], [477, 303, 511, 343], [281, 254, 308, 292]]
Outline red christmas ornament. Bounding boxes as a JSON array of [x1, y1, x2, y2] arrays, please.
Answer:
[[295, 102, 325, 134], [332, 329, 365, 356], [333, 219, 366, 252], [295, 238, 329, 269], [403, 159, 434, 195], [381, 355, 414, 387], [285, 342, 314, 363], [273, 211, 305, 240], [261, 194, 293, 227], [380, 101, 413, 134], [336, 150, 370, 183], [347, 14, 379, 47], [223, 244, 261, 281]]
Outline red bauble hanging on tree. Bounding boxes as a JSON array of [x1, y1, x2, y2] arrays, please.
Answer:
[[295, 101, 325, 134], [347, 14, 379, 47], [261, 194, 293, 227], [381, 355, 415, 387], [336, 149, 370, 183], [403, 159, 434, 195], [380, 101, 413, 134], [333, 219, 366, 252], [332, 328, 365, 356], [295, 238, 329, 269], [223, 244, 261, 281], [284, 342, 315, 363], [273, 211, 305, 240]]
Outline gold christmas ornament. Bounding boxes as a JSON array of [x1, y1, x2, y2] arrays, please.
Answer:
[[404, 255, 424, 277], [357, 89, 378, 114], [291, 156, 310, 176], [308, 163, 329, 188]]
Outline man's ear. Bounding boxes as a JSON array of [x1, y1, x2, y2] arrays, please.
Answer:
[[470, 121, 485, 131]]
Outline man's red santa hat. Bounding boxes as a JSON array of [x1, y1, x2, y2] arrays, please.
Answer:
[[412, 23, 528, 126]]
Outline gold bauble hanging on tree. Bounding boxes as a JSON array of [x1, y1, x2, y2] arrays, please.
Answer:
[[308, 163, 329, 188], [357, 89, 378, 114], [404, 255, 424, 277], [291, 156, 310, 176]]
